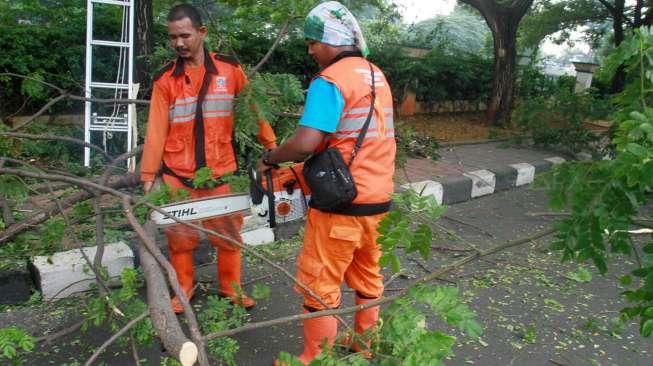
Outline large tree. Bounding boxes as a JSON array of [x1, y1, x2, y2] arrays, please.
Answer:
[[521, 0, 653, 92], [460, 0, 534, 126]]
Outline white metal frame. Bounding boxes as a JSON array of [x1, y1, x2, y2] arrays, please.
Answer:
[[84, 0, 135, 168]]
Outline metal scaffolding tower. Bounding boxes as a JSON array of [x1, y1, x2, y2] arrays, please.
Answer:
[[84, 0, 136, 169]]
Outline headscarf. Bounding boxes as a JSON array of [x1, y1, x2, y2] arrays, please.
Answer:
[[304, 1, 369, 57]]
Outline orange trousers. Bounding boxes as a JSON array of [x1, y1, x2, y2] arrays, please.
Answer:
[[295, 208, 386, 310], [162, 174, 243, 254]]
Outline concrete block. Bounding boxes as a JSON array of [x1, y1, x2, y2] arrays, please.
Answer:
[[509, 163, 536, 186], [0, 265, 33, 305], [463, 170, 496, 198], [242, 227, 275, 246], [30, 242, 134, 300], [400, 180, 444, 204], [531, 160, 554, 174], [545, 156, 566, 165], [439, 175, 473, 205], [492, 165, 518, 191]]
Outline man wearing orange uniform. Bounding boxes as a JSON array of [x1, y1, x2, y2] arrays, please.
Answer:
[[257, 2, 396, 364], [141, 4, 276, 312]]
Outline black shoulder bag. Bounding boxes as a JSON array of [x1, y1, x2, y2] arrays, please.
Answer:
[[302, 62, 376, 212]]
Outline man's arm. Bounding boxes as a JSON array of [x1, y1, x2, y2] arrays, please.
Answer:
[[256, 77, 343, 172], [140, 82, 170, 192], [256, 126, 326, 171]]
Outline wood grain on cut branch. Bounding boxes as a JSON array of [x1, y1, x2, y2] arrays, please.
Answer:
[[204, 227, 556, 340]]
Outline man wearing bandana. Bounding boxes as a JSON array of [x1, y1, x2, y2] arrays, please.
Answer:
[[258, 2, 396, 363]]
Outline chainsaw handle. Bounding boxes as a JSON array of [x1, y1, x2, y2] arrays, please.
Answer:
[[265, 169, 276, 228]]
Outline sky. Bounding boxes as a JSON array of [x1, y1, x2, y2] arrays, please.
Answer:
[[393, 0, 457, 23], [392, 0, 588, 57]]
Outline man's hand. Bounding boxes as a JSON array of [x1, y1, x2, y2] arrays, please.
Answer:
[[256, 158, 272, 175], [143, 181, 155, 194]]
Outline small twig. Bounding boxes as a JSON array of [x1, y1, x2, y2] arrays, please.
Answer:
[[0, 197, 14, 226], [443, 214, 495, 238], [431, 245, 476, 253], [35, 320, 85, 345], [11, 93, 67, 131], [250, 21, 290, 75], [204, 227, 556, 340], [549, 360, 569, 366], [84, 311, 148, 366], [130, 335, 140, 366]]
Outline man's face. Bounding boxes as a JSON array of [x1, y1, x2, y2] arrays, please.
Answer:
[[168, 17, 207, 60], [307, 40, 335, 69]]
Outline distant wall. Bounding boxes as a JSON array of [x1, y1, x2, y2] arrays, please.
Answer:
[[4, 114, 84, 129], [399, 90, 486, 116]]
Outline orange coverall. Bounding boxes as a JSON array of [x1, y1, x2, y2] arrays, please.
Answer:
[[140, 50, 276, 310]]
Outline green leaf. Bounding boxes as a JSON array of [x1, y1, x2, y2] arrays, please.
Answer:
[[251, 283, 270, 300], [640, 318, 653, 337], [565, 266, 592, 283], [626, 143, 648, 157], [620, 275, 633, 286]]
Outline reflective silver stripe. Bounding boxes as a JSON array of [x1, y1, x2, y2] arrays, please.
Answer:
[[174, 96, 198, 105], [344, 106, 393, 116], [203, 111, 232, 118], [203, 99, 233, 112], [334, 129, 395, 139], [172, 104, 197, 120], [337, 115, 395, 132], [170, 94, 234, 123]]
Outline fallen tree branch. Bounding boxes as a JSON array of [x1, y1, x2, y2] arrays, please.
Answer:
[[35, 320, 84, 345], [138, 224, 199, 366], [83, 311, 148, 366], [204, 227, 556, 340], [124, 201, 209, 366], [0, 172, 139, 245], [0, 132, 112, 161]]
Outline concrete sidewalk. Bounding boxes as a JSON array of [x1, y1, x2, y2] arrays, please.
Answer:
[[396, 141, 566, 205]]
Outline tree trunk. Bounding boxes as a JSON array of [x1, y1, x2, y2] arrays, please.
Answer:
[[610, 0, 626, 92], [460, 0, 534, 126], [487, 19, 519, 126], [135, 0, 153, 96]]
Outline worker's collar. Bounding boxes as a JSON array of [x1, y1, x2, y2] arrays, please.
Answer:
[[172, 47, 217, 77], [324, 50, 363, 69]]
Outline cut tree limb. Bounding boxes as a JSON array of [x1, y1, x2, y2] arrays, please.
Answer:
[[138, 236, 198, 366]]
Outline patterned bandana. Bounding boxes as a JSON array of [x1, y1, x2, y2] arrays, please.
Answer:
[[304, 1, 369, 57]]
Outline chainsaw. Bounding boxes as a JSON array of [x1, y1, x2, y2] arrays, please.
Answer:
[[149, 164, 310, 229]]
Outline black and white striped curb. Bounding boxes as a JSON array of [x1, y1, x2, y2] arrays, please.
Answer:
[[400, 157, 566, 205]]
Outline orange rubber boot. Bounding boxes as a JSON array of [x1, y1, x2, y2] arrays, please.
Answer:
[[350, 295, 380, 357], [217, 248, 255, 309], [170, 251, 195, 314], [298, 313, 338, 364]]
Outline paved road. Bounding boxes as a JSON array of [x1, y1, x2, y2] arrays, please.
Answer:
[[6, 185, 652, 365]]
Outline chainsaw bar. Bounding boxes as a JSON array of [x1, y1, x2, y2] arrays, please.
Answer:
[[150, 193, 251, 225]]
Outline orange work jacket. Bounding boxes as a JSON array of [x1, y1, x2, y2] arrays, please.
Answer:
[[318, 56, 396, 206], [140, 51, 276, 182]]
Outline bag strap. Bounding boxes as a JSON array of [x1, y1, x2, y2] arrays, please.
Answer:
[[193, 47, 218, 169], [348, 62, 376, 166]]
